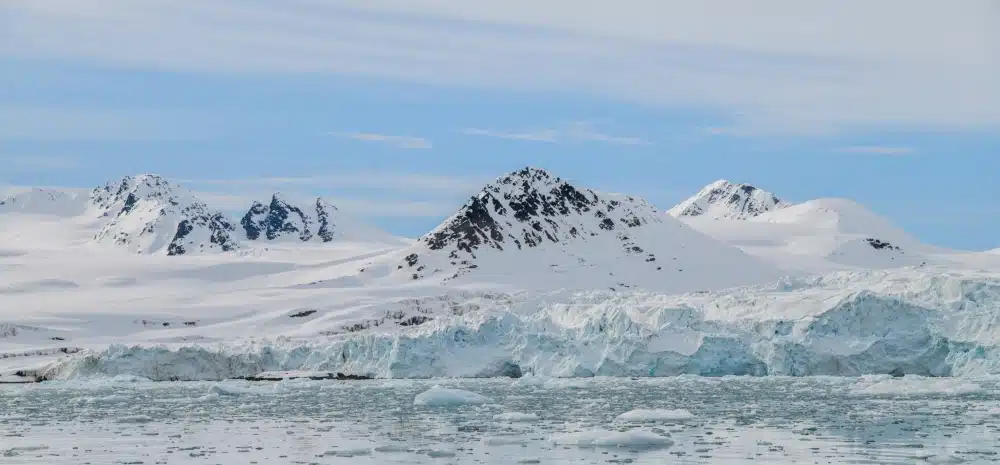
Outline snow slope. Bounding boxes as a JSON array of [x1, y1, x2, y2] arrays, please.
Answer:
[[0, 188, 90, 216], [673, 186, 958, 273], [354, 167, 785, 293], [667, 180, 787, 220]]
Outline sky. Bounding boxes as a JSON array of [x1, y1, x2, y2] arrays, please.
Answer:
[[1, 1, 999, 249]]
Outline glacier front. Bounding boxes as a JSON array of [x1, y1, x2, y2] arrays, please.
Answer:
[[36, 268, 1000, 381]]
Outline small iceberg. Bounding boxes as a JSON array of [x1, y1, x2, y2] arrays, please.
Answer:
[[616, 408, 695, 423], [414, 386, 492, 407], [551, 429, 674, 449], [493, 412, 539, 422]]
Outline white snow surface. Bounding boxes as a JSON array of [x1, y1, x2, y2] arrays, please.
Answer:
[[680, 197, 963, 273], [616, 408, 695, 423], [413, 386, 492, 406], [7, 168, 1000, 381], [550, 429, 674, 448], [668, 179, 787, 220]]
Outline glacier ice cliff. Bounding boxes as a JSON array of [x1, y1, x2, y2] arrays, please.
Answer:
[[39, 269, 1000, 381]]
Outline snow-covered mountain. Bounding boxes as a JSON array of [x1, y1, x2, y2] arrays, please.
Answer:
[[90, 175, 241, 256], [676, 190, 944, 271], [0, 188, 90, 216], [0, 175, 408, 256], [358, 167, 784, 292], [668, 180, 787, 220]]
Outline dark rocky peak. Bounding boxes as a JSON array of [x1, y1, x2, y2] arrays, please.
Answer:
[[411, 166, 660, 272], [241, 193, 339, 243], [314, 198, 338, 242], [167, 210, 240, 256]]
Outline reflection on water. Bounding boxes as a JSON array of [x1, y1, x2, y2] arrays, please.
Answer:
[[2, 375, 1000, 464]]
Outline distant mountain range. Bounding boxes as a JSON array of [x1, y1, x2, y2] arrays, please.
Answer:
[[0, 166, 965, 279], [0, 174, 406, 256]]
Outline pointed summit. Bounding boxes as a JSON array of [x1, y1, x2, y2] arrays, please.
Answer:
[[366, 167, 782, 292], [90, 174, 240, 255], [422, 166, 653, 259], [668, 180, 787, 220]]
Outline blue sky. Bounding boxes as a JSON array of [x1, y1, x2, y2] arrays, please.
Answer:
[[2, 1, 998, 248]]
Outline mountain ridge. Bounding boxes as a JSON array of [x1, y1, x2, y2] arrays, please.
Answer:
[[354, 166, 784, 292], [668, 179, 787, 220]]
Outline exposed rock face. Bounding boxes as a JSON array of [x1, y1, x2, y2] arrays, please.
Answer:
[[423, 167, 654, 258], [669, 180, 787, 220], [90, 175, 240, 256], [388, 167, 686, 281], [240, 194, 338, 243]]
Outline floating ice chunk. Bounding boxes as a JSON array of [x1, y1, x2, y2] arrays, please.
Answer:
[[551, 429, 674, 449], [851, 377, 982, 397], [413, 386, 492, 407], [324, 448, 373, 457], [616, 408, 695, 423], [196, 393, 221, 402], [493, 412, 540, 422], [919, 454, 966, 463], [210, 384, 247, 396], [373, 444, 410, 453], [425, 449, 456, 458], [7, 445, 49, 453], [512, 373, 549, 387], [483, 436, 530, 446], [91, 394, 128, 404]]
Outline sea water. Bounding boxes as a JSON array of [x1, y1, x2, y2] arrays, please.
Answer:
[[2, 375, 999, 464]]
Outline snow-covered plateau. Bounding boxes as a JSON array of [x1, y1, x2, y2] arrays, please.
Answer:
[[5, 168, 1000, 381]]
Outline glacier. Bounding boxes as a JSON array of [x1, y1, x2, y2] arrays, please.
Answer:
[[36, 268, 1000, 381]]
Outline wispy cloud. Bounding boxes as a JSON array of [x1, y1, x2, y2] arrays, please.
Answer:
[[5, 1, 996, 134], [331, 131, 431, 149], [330, 198, 456, 217], [463, 122, 649, 145], [462, 128, 558, 143], [181, 172, 484, 194], [4, 155, 79, 171], [838, 145, 915, 155], [0, 106, 208, 141]]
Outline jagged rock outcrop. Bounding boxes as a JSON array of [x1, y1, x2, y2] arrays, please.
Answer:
[[240, 194, 338, 243]]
